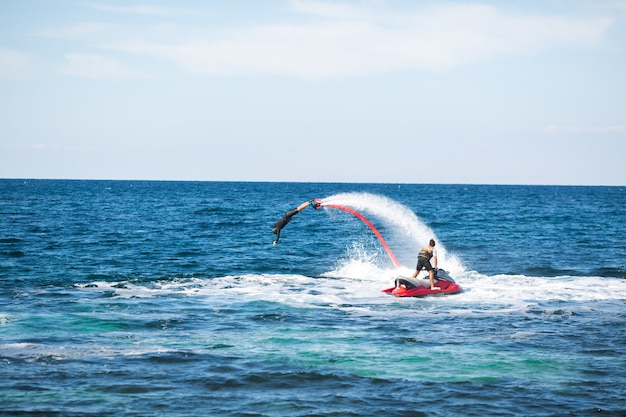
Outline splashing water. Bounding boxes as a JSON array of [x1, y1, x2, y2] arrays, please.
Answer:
[[320, 192, 466, 277]]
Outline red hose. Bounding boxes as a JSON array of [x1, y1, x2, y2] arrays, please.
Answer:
[[322, 203, 402, 268]]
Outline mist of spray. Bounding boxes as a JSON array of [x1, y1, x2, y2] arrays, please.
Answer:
[[321, 192, 465, 277]]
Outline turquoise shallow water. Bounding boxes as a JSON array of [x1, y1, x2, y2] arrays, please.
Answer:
[[1, 180, 625, 416]]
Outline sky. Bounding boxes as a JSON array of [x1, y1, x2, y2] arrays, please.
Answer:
[[1, 0, 625, 185]]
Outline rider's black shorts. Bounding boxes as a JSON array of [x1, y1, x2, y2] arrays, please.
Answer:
[[416, 257, 433, 271]]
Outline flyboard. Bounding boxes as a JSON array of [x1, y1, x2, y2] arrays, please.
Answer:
[[271, 198, 462, 298]]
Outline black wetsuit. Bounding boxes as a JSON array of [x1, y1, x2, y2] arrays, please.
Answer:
[[272, 209, 299, 244]]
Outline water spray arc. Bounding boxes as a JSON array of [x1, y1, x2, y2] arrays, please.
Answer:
[[312, 198, 402, 268]]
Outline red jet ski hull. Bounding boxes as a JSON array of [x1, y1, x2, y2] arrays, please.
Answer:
[[382, 270, 462, 297]]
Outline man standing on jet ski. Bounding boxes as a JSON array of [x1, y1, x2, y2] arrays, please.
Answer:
[[412, 239, 439, 290]]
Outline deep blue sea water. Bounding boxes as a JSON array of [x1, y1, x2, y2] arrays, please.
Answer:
[[1, 179, 625, 416]]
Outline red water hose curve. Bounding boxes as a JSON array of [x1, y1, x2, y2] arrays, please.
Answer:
[[317, 202, 402, 268]]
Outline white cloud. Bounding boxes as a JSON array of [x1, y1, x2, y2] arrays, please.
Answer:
[[543, 125, 626, 134], [37, 22, 109, 39], [105, 2, 612, 79], [57, 53, 146, 79], [82, 3, 189, 16], [0, 47, 30, 80], [289, 0, 373, 19]]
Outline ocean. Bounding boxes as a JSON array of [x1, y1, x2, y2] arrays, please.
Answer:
[[1, 179, 625, 416]]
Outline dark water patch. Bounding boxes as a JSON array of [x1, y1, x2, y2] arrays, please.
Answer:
[[523, 266, 579, 277], [1, 250, 25, 258], [0, 237, 23, 244], [174, 249, 203, 257], [101, 383, 172, 394], [590, 267, 626, 279], [0, 211, 30, 216], [240, 368, 361, 390], [193, 206, 232, 215], [65, 316, 134, 333], [521, 266, 626, 279], [134, 317, 189, 331], [525, 306, 576, 318], [145, 351, 197, 364], [251, 312, 289, 322], [580, 348, 625, 356], [83, 273, 123, 283], [209, 343, 235, 350]]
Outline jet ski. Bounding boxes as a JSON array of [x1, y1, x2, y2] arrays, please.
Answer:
[[382, 269, 462, 297]]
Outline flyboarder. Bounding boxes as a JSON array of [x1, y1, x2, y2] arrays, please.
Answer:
[[272, 200, 312, 246]]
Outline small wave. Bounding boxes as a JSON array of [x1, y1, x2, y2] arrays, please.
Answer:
[[1, 250, 25, 258], [590, 267, 626, 279], [0, 341, 212, 363], [521, 266, 579, 277], [193, 207, 230, 215], [520, 266, 625, 279], [0, 237, 23, 244]]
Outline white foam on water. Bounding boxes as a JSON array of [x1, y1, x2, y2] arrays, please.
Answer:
[[457, 271, 626, 304], [70, 267, 626, 333], [75, 281, 162, 298], [0, 340, 198, 362]]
